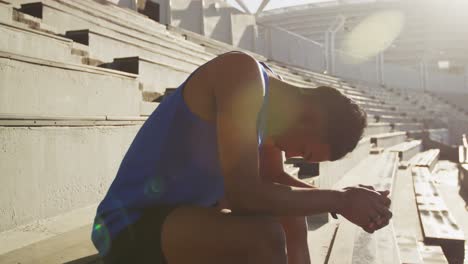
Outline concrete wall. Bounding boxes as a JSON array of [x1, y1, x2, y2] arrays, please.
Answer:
[[0, 125, 141, 232], [203, 0, 232, 44], [170, 0, 203, 34], [230, 12, 256, 51]]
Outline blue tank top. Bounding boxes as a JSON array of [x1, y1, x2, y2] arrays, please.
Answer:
[[91, 60, 274, 256]]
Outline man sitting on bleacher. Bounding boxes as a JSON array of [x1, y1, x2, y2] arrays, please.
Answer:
[[92, 51, 392, 264]]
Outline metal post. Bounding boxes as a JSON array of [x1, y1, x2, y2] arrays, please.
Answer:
[[377, 52, 384, 85], [420, 61, 428, 91], [326, 15, 345, 75]]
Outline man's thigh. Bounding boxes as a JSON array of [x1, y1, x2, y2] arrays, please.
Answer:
[[161, 206, 286, 264]]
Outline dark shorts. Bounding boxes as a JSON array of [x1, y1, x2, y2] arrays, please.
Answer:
[[102, 205, 178, 264]]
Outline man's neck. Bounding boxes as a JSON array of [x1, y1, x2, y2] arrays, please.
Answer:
[[266, 78, 303, 138]]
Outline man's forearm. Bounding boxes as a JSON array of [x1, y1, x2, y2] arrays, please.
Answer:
[[271, 171, 316, 189]]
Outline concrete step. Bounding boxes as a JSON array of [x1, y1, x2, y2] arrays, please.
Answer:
[[18, 1, 213, 61], [13, 6, 57, 34], [0, 51, 140, 117], [392, 122, 424, 132], [363, 107, 399, 117], [376, 114, 415, 124], [72, 0, 207, 53], [64, 29, 201, 73], [371, 131, 407, 149], [0, 114, 147, 127], [101, 56, 191, 94], [364, 122, 392, 137], [359, 102, 396, 111], [0, 22, 83, 64], [0, 0, 12, 23], [0, 122, 142, 235], [75, 0, 167, 33], [388, 140, 422, 161], [76, 0, 200, 50], [412, 167, 465, 263], [411, 149, 440, 172]]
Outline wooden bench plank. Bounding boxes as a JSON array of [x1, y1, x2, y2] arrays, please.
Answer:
[[412, 167, 465, 263]]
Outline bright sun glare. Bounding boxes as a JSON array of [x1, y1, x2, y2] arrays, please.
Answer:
[[340, 10, 405, 64]]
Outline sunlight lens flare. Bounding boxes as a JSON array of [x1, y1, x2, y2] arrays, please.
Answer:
[[340, 10, 405, 64]]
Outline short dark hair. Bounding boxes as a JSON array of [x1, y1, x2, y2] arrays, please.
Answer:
[[301, 86, 367, 161]]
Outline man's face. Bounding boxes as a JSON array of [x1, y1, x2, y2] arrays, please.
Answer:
[[273, 121, 331, 163]]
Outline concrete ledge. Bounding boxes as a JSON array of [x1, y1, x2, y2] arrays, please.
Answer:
[[0, 125, 141, 233], [371, 131, 407, 149], [0, 205, 97, 256], [411, 149, 440, 172], [388, 140, 422, 161], [0, 21, 83, 64], [0, 0, 12, 23], [32, 0, 212, 61], [364, 122, 392, 137], [102, 56, 190, 93], [64, 29, 201, 72], [0, 51, 141, 117], [392, 122, 424, 132]]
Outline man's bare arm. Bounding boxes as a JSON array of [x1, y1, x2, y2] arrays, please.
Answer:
[[200, 52, 391, 231]]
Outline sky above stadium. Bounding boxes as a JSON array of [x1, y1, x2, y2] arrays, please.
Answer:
[[225, 0, 337, 13]]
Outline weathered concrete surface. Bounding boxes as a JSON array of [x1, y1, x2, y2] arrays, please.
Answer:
[[0, 23, 80, 64], [16, 0, 207, 58], [0, 54, 140, 117], [202, 0, 232, 44], [170, 0, 203, 35], [230, 12, 255, 51], [0, 1, 12, 23], [0, 205, 96, 255], [388, 140, 422, 161], [66, 29, 203, 70], [364, 123, 392, 137], [371, 131, 407, 149], [0, 125, 141, 233], [107, 56, 191, 93], [0, 224, 98, 264]]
